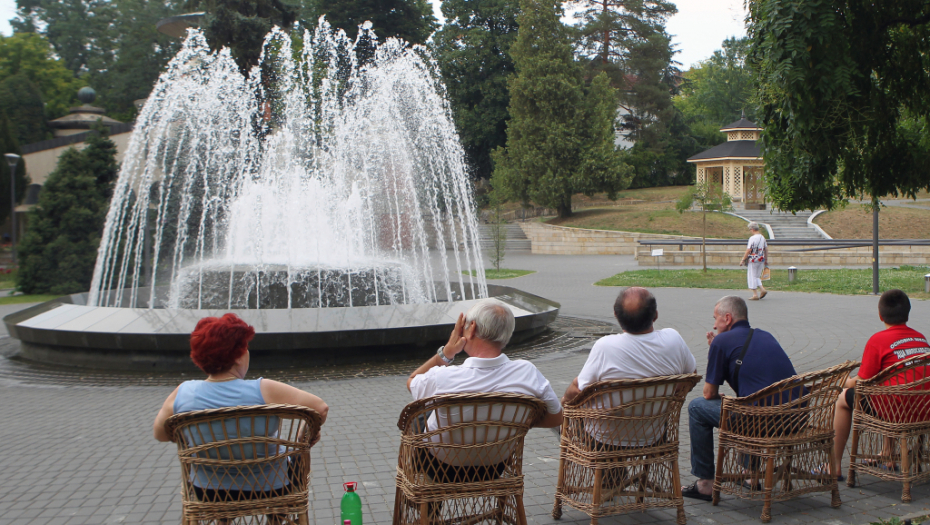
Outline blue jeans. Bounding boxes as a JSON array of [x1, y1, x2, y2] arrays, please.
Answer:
[[688, 397, 722, 480]]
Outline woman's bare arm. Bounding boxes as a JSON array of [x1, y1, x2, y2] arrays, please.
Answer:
[[260, 379, 329, 423], [153, 386, 181, 442]]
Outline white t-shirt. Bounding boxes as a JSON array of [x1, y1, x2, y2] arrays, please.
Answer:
[[576, 328, 696, 446], [409, 354, 562, 466], [747, 233, 767, 263], [577, 328, 696, 390]]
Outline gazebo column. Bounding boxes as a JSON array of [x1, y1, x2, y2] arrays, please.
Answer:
[[732, 164, 742, 202]]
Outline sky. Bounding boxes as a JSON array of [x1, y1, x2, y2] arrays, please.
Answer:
[[0, 0, 746, 70]]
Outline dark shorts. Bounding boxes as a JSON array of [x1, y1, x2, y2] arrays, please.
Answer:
[[192, 455, 303, 502], [845, 388, 873, 414], [416, 447, 506, 483]]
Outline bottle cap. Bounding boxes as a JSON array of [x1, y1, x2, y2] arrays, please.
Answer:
[[343, 481, 358, 492]]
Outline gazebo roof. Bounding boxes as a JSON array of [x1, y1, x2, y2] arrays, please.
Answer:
[[720, 117, 760, 131], [687, 139, 760, 162]]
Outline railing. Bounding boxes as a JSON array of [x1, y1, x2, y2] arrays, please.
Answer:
[[637, 239, 930, 252]]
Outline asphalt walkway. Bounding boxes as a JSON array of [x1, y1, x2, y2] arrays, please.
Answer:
[[1, 253, 929, 525]]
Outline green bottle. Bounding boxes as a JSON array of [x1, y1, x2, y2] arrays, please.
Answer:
[[341, 482, 363, 525]]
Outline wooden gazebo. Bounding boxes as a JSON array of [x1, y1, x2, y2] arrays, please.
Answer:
[[687, 115, 766, 209]]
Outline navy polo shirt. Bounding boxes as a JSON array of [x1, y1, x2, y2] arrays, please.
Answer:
[[706, 320, 796, 397]]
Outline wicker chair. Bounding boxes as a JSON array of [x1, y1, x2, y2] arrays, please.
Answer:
[[392, 392, 547, 525], [847, 353, 930, 502], [712, 361, 858, 523], [551, 374, 701, 525], [165, 404, 323, 525]]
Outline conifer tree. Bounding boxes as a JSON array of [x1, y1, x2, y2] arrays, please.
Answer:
[[17, 127, 116, 295], [491, 0, 630, 218]]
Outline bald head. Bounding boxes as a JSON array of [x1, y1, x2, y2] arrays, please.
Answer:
[[613, 287, 657, 334]]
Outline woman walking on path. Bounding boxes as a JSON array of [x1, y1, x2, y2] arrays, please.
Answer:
[[741, 222, 768, 300]]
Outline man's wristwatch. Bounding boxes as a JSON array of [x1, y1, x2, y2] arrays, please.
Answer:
[[437, 345, 454, 364]]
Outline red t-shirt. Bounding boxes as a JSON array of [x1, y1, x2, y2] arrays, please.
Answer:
[[858, 325, 930, 422]]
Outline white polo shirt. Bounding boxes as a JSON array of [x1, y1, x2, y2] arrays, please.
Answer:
[[410, 353, 562, 418]]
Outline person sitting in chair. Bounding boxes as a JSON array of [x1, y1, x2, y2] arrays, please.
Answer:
[[830, 289, 930, 479], [406, 299, 563, 481], [153, 314, 329, 502], [682, 295, 796, 501]]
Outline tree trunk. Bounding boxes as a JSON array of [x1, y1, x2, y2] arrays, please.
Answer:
[[872, 200, 880, 294], [702, 209, 707, 272], [557, 201, 572, 219]]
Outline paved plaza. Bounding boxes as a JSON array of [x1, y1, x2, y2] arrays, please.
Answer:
[[1, 252, 929, 525]]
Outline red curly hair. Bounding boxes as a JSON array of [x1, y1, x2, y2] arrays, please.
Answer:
[[189, 313, 256, 374]]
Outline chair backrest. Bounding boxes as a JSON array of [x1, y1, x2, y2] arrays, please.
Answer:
[[858, 353, 930, 423], [721, 361, 858, 438], [563, 374, 701, 448], [397, 393, 546, 470], [165, 404, 322, 500]]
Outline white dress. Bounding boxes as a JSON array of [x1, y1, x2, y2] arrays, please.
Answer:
[[746, 233, 767, 289]]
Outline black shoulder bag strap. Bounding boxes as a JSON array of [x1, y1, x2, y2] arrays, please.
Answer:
[[733, 328, 755, 395]]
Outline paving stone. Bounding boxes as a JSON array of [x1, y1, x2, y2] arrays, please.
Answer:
[[1, 253, 929, 524]]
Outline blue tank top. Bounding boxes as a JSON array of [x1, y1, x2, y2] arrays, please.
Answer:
[[173, 378, 286, 491]]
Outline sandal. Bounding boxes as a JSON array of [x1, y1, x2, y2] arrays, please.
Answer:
[[741, 480, 762, 491], [748, 296, 759, 301], [681, 481, 713, 502], [760, 290, 767, 299], [811, 464, 844, 482]]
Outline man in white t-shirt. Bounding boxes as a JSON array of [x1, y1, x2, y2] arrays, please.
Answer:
[[406, 299, 563, 481], [562, 287, 697, 409]]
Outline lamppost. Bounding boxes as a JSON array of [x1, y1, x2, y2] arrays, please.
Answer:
[[4, 153, 20, 265]]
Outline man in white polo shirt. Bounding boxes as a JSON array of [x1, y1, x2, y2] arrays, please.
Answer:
[[407, 298, 563, 428]]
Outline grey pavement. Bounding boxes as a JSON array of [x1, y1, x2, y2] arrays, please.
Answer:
[[2, 253, 930, 525]]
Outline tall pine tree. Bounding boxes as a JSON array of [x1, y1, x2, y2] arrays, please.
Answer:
[[491, 0, 630, 218], [432, 0, 519, 180], [17, 127, 116, 295]]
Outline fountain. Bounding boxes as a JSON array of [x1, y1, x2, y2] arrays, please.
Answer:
[[3, 21, 559, 369]]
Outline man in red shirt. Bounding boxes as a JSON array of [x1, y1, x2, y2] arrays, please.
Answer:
[[831, 289, 930, 479]]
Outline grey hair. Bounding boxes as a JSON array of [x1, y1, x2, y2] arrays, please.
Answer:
[[465, 299, 516, 348], [716, 295, 748, 321], [747, 221, 760, 231]]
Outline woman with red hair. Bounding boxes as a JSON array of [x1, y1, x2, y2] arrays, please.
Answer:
[[152, 314, 328, 498]]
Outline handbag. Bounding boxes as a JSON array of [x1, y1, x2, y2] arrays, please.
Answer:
[[761, 267, 771, 281]]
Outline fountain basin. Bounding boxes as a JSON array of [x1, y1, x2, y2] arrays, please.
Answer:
[[4, 285, 559, 370]]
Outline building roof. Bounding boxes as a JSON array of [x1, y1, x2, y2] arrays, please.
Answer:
[[686, 140, 760, 162], [720, 117, 760, 131], [23, 123, 134, 155]]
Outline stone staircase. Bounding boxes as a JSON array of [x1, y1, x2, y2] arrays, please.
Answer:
[[478, 223, 532, 250], [733, 208, 826, 239]]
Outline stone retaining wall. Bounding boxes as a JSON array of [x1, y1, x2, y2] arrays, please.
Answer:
[[519, 221, 701, 255], [518, 221, 929, 266]]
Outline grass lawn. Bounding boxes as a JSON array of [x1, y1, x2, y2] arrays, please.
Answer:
[[595, 266, 930, 300], [815, 206, 930, 239], [0, 294, 60, 305], [548, 207, 759, 239], [464, 269, 536, 280]]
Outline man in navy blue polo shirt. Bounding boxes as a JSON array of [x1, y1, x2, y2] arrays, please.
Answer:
[[682, 295, 796, 501]]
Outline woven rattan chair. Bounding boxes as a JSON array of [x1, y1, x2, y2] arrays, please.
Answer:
[[392, 392, 547, 525], [165, 404, 323, 525], [712, 361, 858, 523], [847, 353, 930, 502], [551, 374, 701, 525]]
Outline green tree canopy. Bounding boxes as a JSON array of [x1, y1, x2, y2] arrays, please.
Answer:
[[0, 113, 29, 225], [318, 0, 437, 44], [0, 33, 84, 121], [432, 0, 519, 179], [747, 0, 930, 211], [491, 0, 630, 218], [0, 73, 50, 145], [16, 127, 116, 295], [675, 36, 754, 149]]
